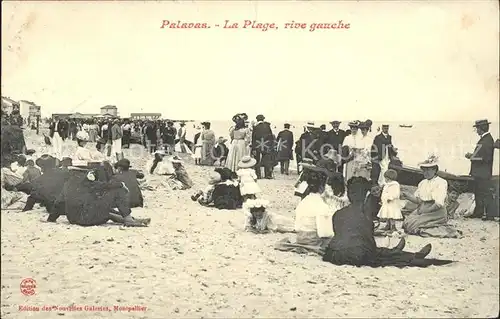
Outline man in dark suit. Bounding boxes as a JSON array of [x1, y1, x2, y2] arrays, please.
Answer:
[[465, 119, 498, 221], [370, 124, 398, 185], [251, 114, 274, 179], [49, 116, 68, 159], [327, 120, 348, 173], [276, 123, 294, 175]]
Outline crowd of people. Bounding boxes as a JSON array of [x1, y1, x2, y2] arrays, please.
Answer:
[[1, 111, 499, 269]]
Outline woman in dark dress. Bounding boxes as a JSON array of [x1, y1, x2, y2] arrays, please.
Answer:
[[322, 176, 455, 268]]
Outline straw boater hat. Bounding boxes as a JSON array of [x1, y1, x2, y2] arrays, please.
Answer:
[[330, 120, 341, 125], [473, 119, 491, 127], [305, 121, 318, 129], [208, 171, 222, 185], [238, 156, 257, 169], [419, 154, 439, 169]]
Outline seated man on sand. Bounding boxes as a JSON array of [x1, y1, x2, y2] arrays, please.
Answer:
[[112, 158, 144, 208], [147, 150, 175, 175], [322, 176, 455, 268], [48, 162, 150, 227], [191, 167, 243, 210]]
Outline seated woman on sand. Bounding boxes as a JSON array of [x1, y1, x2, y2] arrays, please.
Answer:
[[112, 158, 144, 208], [48, 162, 150, 227], [147, 150, 175, 175], [275, 161, 348, 254], [191, 167, 243, 210], [401, 155, 462, 238], [322, 176, 454, 268]]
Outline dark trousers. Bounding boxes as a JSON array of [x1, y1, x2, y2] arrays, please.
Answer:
[[371, 162, 381, 184], [122, 131, 131, 148], [279, 160, 290, 174], [472, 178, 499, 218], [254, 150, 273, 178]]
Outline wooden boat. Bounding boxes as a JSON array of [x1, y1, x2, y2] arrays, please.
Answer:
[[399, 124, 413, 128], [389, 163, 500, 194]]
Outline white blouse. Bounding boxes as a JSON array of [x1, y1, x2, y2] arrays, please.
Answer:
[[414, 176, 448, 207], [73, 146, 105, 162], [294, 193, 333, 237]]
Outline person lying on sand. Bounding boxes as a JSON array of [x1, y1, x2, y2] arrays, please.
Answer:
[[191, 167, 242, 210], [322, 176, 454, 268], [48, 162, 150, 227]]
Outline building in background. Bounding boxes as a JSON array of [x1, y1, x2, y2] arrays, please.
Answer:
[[19, 100, 41, 119], [100, 105, 118, 116], [1, 96, 20, 115], [130, 113, 162, 120]]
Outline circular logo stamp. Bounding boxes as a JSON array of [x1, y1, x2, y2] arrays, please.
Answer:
[[20, 278, 36, 296]]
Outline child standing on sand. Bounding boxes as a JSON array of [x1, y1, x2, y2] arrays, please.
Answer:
[[378, 169, 403, 231], [237, 156, 261, 201]]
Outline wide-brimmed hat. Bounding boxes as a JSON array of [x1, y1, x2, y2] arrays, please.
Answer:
[[358, 121, 370, 129], [348, 120, 360, 127], [179, 121, 186, 126], [238, 156, 257, 168], [473, 119, 491, 127], [114, 158, 131, 169], [208, 171, 222, 185], [365, 119, 373, 127], [419, 154, 439, 168], [214, 167, 236, 181], [330, 120, 341, 125], [35, 154, 60, 170], [242, 198, 270, 209], [301, 161, 335, 177], [232, 113, 248, 123], [76, 130, 89, 141], [256, 114, 265, 122]]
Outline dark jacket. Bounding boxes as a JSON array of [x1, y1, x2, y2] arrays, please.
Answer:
[[111, 170, 144, 208], [162, 126, 177, 145], [371, 133, 398, 162], [327, 129, 348, 153], [213, 142, 229, 159], [276, 129, 294, 160], [251, 121, 274, 153], [49, 120, 68, 140], [469, 132, 495, 179]]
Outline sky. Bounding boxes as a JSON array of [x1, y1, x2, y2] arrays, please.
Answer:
[[1, 1, 499, 121]]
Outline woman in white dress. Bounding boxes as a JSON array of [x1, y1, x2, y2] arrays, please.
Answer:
[[73, 131, 105, 163], [225, 113, 251, 172]]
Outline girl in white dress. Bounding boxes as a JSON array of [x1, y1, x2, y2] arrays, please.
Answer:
[[237, 156, 261, 201], [377, 169, 403, 231]]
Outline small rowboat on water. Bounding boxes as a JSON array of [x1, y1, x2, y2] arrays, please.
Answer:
[[389, 163, 500, 195]]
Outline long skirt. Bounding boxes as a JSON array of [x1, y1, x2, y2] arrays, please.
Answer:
[[225, 139, 249, 172], [88, 129, 98, 142], [402, 202, 461, 238], [200, 141, 215, 166]]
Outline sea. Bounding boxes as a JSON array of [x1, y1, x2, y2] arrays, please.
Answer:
[[182, 120, 500, 176]]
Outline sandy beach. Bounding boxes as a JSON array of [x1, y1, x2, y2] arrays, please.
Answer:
[[1, 131, 499, 319]]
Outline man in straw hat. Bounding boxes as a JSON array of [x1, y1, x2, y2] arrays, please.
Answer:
[[465, 119, 498, 221], [371, 124, 398, 186]]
